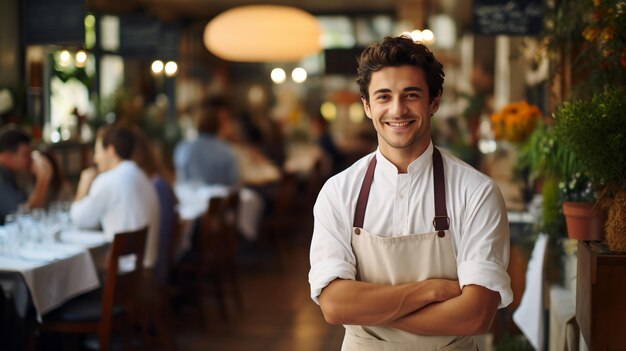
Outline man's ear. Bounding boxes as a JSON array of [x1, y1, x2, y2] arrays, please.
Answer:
[[430, 95, 441, 115], [361, 97, 372, 119]]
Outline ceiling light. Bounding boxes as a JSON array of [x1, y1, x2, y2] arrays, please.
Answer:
[[75, 51, 87, 67], [270, 68, 286, 84], [204, 5, 322, 62], [164, 61, 178, 77], [291, 67, 307, 83], [151, 60, 164, 74], [59, 50, 71, 67]]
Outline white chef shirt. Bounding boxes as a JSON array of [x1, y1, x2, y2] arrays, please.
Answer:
[[309, 142, 512, 308], [71, 160, 160, 267]]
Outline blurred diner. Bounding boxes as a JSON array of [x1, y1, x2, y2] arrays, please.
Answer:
[[0, 125, 52, 224], [70, 125, 160, 267]]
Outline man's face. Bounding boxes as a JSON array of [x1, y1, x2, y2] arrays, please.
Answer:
[[362, 65, 440, 158], [5, 143, 33, 173]]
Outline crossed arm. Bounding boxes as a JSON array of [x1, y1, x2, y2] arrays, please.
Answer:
[[319, 278, 500, 336]]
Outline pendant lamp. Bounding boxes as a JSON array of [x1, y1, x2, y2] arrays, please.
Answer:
[[204, 5, 322, 62]]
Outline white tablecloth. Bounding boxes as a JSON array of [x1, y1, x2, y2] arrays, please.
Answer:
[[0, 242, 100, 315], [175, 183, 265, 244]]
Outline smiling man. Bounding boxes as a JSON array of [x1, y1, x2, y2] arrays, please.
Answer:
[[309, 36, 512, 350]]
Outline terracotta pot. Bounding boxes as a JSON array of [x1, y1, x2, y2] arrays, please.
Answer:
[[562, 201, 604, 241]]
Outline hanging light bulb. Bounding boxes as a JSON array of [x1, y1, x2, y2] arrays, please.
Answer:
[[291, 67, 307, 83], [59, 50, 72, 67], [75, 51, 87, 67], [164, 61, 178, 77], [270, 68, 286, 84], [151, 60, 164, 75]]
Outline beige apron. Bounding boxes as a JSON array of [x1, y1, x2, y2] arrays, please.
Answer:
[[341, 148, 476, 351]]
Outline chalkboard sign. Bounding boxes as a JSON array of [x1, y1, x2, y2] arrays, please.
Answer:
[[119, 15, 179, 59], [473, 0, 543, 36], [324, 48, 364, 76], [24, 0, 85, 45]]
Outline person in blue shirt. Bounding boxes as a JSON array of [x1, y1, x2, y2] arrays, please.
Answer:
[[173, 97, 239, 186]]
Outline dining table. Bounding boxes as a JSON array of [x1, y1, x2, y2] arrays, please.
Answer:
[[0, 227, 109, 351]]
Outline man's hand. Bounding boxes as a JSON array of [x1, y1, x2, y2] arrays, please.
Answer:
[[428, 279, 462, 303], [74, 167, 98, 201], [26, 151, 52, 209], [31, 151, 52, 183]]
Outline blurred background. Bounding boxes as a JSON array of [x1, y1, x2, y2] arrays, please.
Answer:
[[1, 0, 625, 350]]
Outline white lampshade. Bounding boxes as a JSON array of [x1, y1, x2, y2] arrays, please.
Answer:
[[204, 5, 322, 62]]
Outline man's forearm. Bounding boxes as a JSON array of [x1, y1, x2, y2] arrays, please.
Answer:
[[385, 285, 500, 336], [319, 278, 460, 326], [27, 177, 50, 209]]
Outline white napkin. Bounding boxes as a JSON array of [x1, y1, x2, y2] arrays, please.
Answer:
[[513, 233, 549, 350]]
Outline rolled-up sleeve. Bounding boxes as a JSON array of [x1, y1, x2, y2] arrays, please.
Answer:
[[309, 181, 356, 305], [457, 179, 513, 308]]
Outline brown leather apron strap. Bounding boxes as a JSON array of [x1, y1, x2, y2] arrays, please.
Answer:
[[432, 147, 449, 237], [353, 147, 449, 235], [353, 156, 377, 228]]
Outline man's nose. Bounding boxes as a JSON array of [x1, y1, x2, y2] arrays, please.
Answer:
[[390, 98, 407, 117]]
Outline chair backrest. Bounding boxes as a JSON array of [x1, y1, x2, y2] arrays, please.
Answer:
[[222, 189, 240, 257], [198, 196, 226, 266], [153, 178, 179, 287], [273, 172, 297, 216], [100, 227, 148, 331], [197, 190, 240, 266]]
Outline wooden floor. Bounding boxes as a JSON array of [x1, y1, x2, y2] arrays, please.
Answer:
[[172, 235, 345, 351]]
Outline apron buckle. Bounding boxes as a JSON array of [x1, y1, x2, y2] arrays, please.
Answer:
[[433, 216, 450, 230]]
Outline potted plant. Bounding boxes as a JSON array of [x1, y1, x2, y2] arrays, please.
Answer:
[[517, 121, 583, 240], [553, 88, 626, 350], [558, 172, 603, 241], [553, 88, 626, 251]]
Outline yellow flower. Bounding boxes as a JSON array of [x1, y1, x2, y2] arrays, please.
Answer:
[[490, 101, 541, 142]]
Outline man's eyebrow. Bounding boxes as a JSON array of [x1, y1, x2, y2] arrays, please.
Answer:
[[372, 87, 424, 95], [372, 88, 391, 95], [403, 87, 424, 93]]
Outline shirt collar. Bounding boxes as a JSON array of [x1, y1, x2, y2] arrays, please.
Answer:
[[374, 141, 434, 175]]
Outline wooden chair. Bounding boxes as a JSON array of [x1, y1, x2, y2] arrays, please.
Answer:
[[136, 216, 181, 351], [220, 190, 243, 309], [258, 172, 298, 270], [39, 227, 148, 351], [177, 190, 243, 325]]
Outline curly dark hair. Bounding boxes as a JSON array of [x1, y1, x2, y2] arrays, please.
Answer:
[[356, 36, 444, 104]]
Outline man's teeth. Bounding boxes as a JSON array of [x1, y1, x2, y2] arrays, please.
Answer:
[[388, 121, 410, 127]]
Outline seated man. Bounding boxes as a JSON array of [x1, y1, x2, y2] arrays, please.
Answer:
[[71, 125, 160, 267], [173, 97, 239, 186], [0, 125, 52, 223]]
